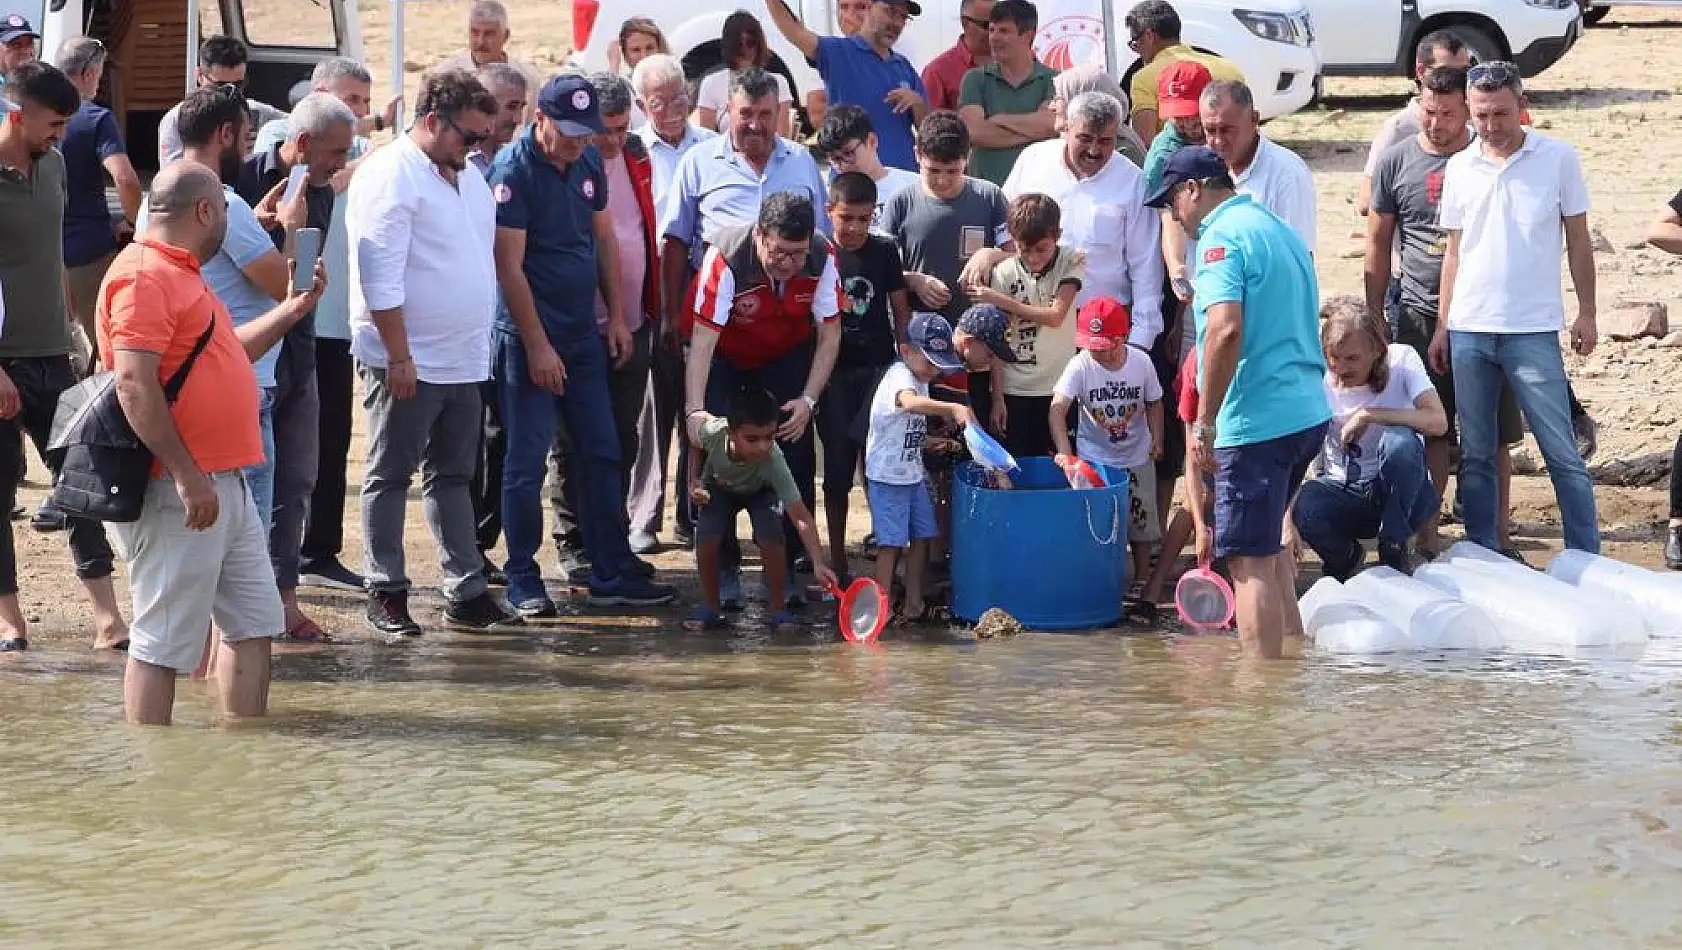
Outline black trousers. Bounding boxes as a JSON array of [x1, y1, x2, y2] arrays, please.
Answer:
[[302, 337, 354, 563], [0, 355, 113, 595]]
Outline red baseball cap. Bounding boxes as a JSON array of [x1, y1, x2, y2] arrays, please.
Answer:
[[1158, 60, 1214, 120], [1076, 297, 1131, 351]]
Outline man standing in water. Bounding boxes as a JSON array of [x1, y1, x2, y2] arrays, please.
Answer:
[[1147, 146, 1328, 658], [105, 162, 322, 724]]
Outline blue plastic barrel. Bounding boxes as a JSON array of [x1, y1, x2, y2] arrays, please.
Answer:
[[951, 457, 1130, 630]]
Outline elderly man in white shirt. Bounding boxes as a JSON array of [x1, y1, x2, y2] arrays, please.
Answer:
[[348, 68, 521, 638], [1431, 61, 1600, 558], [998, 90, 1164, 348], [1198, 79, 1316, 254]]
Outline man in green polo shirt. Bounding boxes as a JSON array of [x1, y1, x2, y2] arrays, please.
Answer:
[[956, 0, 1056, 186]]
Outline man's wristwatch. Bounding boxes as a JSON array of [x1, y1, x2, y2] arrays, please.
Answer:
[[1192, 422, 1216, 442], [802, 394, 818, 413], [373, 114, 385, 132]]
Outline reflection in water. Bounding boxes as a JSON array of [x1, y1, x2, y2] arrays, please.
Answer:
[[4, 632, 1682, 948]]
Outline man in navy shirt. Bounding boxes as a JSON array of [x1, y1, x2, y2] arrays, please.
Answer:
[[766, 0, 927, 171], [489, 76, 677, 615], [54, 37, 141, 369]]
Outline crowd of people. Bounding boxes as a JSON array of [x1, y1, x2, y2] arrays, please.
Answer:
[[0, 0, 1659, 724]]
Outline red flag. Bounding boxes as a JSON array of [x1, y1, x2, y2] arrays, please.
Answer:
[[1203, 246, 1227, 264]]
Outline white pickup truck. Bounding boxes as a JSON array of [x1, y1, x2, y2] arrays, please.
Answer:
[[566, 0, 1322, 124], [1307, 0, 1582, 78]]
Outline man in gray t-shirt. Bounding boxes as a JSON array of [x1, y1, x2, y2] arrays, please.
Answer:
[[879, 176, 1010, 326], [1370, 136, 1454, 320]]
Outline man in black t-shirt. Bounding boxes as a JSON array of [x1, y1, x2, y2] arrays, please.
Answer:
[[821, 172, 910, 574]]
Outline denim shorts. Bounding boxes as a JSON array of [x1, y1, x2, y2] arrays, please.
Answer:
[[695, 486, 785, 546], [1213, 422, 1327, 559], [866, 479, 940, 549]]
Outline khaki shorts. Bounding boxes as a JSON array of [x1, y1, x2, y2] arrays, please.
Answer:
[[112, 473, 283, 673], [1126, 463, 1163, 544]]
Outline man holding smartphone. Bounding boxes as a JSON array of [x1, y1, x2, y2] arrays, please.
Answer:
[[237, 93, 357, 643]]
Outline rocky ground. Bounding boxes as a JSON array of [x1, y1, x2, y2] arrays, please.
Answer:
[[11, 5, 1682, 656]]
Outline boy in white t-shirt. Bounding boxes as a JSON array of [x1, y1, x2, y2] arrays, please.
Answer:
[[1049, 297, 1164, 592], [866, 312, 973, 623], [817, 104, 921, 234], [1291, 299, 1448, 579]]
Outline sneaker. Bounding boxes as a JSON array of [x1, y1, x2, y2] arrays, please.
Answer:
[[587, 574, 678, 607], [628, 529, 659, 554], [29, 501, 67, 533], [1376, 539, 1413, 575], [556, 538, 592, 582], [1665, 525, 1682, 571], [630, 554, 656, 578], [300, 556, 366, 592], [444, 591, 524, 631], [513, 596, 559, 619], [484, 562, 508, 587], [1573, 411, 1599, 462], [368, 590, 422, 639]]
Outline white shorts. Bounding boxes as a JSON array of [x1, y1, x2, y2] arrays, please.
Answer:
[[112, 473, 283, 673]]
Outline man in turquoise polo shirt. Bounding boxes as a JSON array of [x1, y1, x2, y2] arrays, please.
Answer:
[[957, 0, 1057, 186], [1146, 145, 1329, 659]]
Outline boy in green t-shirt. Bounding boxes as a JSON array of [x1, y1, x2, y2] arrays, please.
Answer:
[[686, 388, 838, 634]]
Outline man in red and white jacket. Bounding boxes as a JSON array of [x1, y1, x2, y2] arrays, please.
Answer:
[[684, 190, 841, 599], [549, 74, 666, 576]]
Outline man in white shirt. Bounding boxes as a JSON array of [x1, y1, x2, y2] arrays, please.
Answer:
[[1198, 80, 1316, 253], [998, 91, 1164, 348], [434, 0, 544, 126], [1431, 61, 1600, 556], [347, 68, 521, 638]]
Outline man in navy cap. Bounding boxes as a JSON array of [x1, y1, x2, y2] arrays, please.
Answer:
[[488, 74, 677, 615], [0, 14, 38, 71], [1145, 145, 1328, 659]]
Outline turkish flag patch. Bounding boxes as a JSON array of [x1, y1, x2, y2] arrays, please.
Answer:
[[1203, 246, 1227, 264]]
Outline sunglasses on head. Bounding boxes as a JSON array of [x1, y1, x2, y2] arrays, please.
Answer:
[[1467, 60, 1520, 90]]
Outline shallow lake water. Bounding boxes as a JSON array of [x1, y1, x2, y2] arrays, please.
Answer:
[[4, 629, 1682, 948]]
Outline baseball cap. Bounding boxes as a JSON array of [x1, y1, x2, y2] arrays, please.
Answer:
[[1075, 297, 1132, 351], [1158, 61, 1213, 120], [1143, 145, 1230, 208], [538, 75, 606, 136], [874, 0, 924, 16], [0, 14, 36, 45], [907, 312, 964, 372], [956, 303, 1020, 363]]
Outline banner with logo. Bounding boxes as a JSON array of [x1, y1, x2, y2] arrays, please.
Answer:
[[1031, 0, 1110, 72]]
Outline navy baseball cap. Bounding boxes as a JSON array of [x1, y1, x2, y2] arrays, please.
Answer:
[[956, 303, 1019, 363], [907, 312, 963, 372], [876, 0, 923, 16], [0, 13, 37, 45], [538, 75, 605, 136], [1143, 146, 1230, 208]]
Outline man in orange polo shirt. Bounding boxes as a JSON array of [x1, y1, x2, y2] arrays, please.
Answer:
[[101, 162, 323, 726]]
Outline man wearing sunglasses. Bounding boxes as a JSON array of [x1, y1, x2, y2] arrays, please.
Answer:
[[1432, 60, 1601, 557], [922, 0, 995, 113], [158, 35, 286, 167]]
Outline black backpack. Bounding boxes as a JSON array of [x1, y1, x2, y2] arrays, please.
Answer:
[[45, 320, 215, 522]]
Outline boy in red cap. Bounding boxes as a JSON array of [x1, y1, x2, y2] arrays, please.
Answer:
[[1049, 297, 1164, 612]]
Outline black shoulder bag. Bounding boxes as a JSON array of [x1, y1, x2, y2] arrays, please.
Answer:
[[44, 320, 217, 523]]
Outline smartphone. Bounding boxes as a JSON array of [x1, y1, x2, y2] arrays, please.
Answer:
[[281, 164, 309, 206], [292, 228, 322, 294]]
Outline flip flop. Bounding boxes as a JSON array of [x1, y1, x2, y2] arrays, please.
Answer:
[[0, 637, 27, 652], [96, 639, 129, 652], [277, 617, 333, 643], [681, 608, 731, 633]]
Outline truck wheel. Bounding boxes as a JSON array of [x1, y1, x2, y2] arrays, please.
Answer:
[[1435, 23, 1503, 65], [1583, 6, 1610, 26]]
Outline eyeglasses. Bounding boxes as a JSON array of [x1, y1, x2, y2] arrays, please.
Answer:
[[442, 114, 489, 148], [761, 241, 809, 266], [1467, 60, 1521, 91], [960, 15, 989, 29], [642, 92, 689, 113], [826, 141, 863, 166]]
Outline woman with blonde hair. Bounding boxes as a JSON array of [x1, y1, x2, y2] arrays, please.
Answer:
[[1291, 296, 1447, 579], [616, 18, 670, 72], [694, 11, 794, 137]]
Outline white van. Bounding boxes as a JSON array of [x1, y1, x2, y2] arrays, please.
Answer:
[[565, 0, 1321, 125], [3, 0, 362, 171]]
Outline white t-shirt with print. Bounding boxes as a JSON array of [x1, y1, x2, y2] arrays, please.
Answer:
[[866, 361, 929, 485], [1053, 348, 1163, 469], [1318, 344, 1436, 482]]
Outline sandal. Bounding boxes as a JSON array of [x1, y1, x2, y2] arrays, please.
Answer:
[[681, 608, 731, 633], [1124, 597, 1160, 627], [0, 636, 26, 652], [277, 617, 334, 643]]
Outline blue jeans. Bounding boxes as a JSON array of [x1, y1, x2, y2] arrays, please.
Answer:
[[1292, 427, 1437, 577], [244, 387, 276, 531], [497, 326, 635, 602], [1449, 330, 1599, 553]]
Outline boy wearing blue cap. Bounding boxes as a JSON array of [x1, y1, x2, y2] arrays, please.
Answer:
[[866, 312, 973, 622]]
